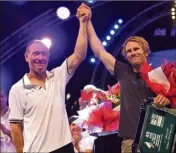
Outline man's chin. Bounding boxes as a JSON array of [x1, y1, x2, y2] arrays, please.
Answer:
[[35, 69, 46, 74], [130, 60, 143, 66]]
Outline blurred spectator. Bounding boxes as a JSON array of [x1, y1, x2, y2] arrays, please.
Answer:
[[0, 89, 16, 152], [69, 115, 96, 153]]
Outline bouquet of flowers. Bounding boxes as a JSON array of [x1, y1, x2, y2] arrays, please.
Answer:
[[80, 85, 107, 106], [140, 61, 176, 108], [106, 83, 120, 107], [85, 101, 120, 132], [77, 84, 120, 133], [80, 83, 120, 107]]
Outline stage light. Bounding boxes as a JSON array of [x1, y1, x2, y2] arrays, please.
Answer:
[[171, 8, 175, 12], [171, 5, 176, 20], [101, 17, 124, 49], [41, 38, 52, 49], [85, 0, 95, 4], [66, 93, 71, 100], [89, 56, 97, 65], [102, 41, 107, 46], [106, 36, 111, 40], [114, 24, 119, 29], [171, 12, 175, 16], [56, 7, 70, 20], [90, 57, 96, 63], [118, 19, 123, 24], [110, 30, 115, 35]]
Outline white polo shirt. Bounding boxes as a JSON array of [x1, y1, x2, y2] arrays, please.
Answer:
[[9, 60, 73, 152]]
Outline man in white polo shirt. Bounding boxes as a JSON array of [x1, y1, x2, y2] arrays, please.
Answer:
[[8, 8, 90, 153]]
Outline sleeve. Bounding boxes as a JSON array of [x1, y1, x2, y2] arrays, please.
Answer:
[[53, 59, 74, 86], [86, 136, 96, 150], [114, 60, 129, 80], [8, 89, 24, 122]]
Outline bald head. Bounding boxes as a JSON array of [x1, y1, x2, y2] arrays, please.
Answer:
[[25, 40, 49, 54]]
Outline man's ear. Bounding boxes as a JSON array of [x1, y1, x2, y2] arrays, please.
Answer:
[[124, 53, 128, 60], [144, 51, 149, 58], [24, 53, 28, 62]]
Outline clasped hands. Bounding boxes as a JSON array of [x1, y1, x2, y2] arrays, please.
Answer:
[[76, 3, 91, 23]]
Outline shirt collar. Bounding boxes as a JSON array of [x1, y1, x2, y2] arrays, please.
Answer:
[[23, 71, 54, 89], [46, 70, 54, 79]]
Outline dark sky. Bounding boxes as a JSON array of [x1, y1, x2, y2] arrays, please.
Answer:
[[1, 1, 175, 116]]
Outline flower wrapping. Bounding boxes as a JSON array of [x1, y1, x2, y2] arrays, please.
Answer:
[[140, 61, 176, 108], [81, 90, 93, 102], [86, 102, 120, 132]]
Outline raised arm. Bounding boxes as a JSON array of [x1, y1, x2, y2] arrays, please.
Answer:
[[87, 21, 116, 74], [78, 4, 116, 74], [10, 123, 24, 153], [67, 9, 89, 74]]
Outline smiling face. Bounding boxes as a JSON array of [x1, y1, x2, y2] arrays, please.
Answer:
[[125, 41, 148, 66], [25, 41, 50, 74], [70, 123, 82, 138], [123, 36, 150, 67]]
